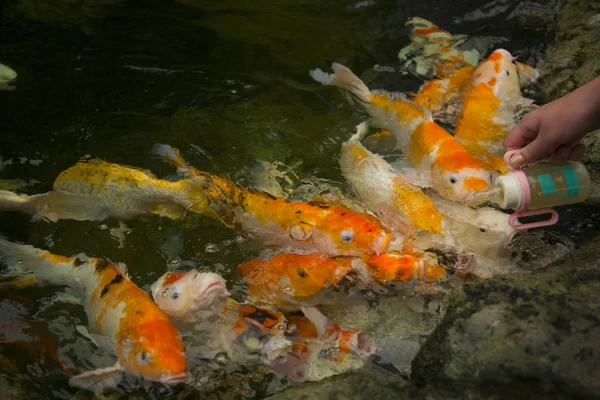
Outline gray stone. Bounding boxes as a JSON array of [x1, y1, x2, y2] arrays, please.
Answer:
[[412, 237, 600, 399]]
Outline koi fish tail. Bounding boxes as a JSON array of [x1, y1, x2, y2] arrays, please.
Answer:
[[310, 63, 373, 107], [151, 143, 203, 177], [348, 121, 371, 143], [0, 236, 45, 284], [0, 190, 109, 222]]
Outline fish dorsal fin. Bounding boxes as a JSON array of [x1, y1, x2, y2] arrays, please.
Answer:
[[69, 364, 123, 392]]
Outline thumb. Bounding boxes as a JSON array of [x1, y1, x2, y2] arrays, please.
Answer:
[[509, 137, 553, 167]]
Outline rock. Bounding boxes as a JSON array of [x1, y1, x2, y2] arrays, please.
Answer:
[[411, 237, 600, 399], [535, 0, 600, 104]]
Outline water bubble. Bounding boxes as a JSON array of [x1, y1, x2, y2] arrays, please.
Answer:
[[205, 243, 218, 253], [99, 224, 108, 231], [214, 353, 229, 366], [168, 257, 181, 267]]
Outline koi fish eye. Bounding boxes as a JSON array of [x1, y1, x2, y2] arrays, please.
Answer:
[[479, 227, 487, 233], [171, 292, 180, 300], [297, 268, 308, 278], [448, 174, 459, 185], [340, 230, 354, 243], [138, 350, 151, 364], [502, 69, 509, 76]]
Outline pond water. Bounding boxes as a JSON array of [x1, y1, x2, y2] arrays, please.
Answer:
[[0, 0, 588, 398]]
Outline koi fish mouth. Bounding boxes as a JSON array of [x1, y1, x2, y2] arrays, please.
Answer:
[[161, 373, 188, 385]]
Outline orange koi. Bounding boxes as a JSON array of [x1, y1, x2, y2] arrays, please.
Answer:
[[153, 144, 393, 257], [311, 63, 493, 201], [0, 146, 393, 257], [454, 49, 535, 173], [365, 251, 447, 284], [237, 252, 355, 309], [0, 237, 187, 391]]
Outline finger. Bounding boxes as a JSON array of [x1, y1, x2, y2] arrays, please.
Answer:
[[509, 137, 554, 167], [570, 143, 586, 161], [504, 112, 541, 151]]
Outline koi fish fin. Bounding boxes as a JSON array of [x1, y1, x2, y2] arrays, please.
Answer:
[[362, 129, 398, 154], [0, 236, 46, 273], [69, 364, 123, 392], [152, 143, 202, 178], [75, 325, 100, 347], [310, 63, 372, 106], [0, 189, 110, 222], [0, 272, 36, 289], [389, 159, 433, 188], [300, 306, 330, 338]]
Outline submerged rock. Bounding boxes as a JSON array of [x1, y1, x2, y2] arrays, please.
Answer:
[[411, 237, 600, 399]]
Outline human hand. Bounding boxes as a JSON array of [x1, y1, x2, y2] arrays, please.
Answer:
[[504, 76, 600, 167]]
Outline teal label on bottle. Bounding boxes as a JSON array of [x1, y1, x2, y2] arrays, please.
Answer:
[[537, 173, 556, 195], [563, 166, 580, 197]]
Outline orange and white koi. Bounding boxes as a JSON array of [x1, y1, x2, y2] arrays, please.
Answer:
[[454, 49, 535, 173], [397, 17, 480, 79], [151, 270, 291, 364], [152, 144, 393, 257], [0, 237, 187, 391], [364, 250, 447, 285], [310, 63, 493, 201], [237, 252, 356, 309], [339, 121, 444, 236], [272, 306, 375, 382], [150, 271, 374, 382], [398, 18, 539, 87]]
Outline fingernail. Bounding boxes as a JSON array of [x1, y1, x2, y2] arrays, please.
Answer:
[[510, 153, 525, 167]]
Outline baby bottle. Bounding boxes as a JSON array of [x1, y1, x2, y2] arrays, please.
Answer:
[[468, 150, 591, 231]]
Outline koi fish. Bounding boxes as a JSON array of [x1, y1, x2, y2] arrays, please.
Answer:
[[411, 193, 518, 261], [0, 159, 218, 223], [272, 306, 375, 382], [454, 49, 535, 173], [0, 63, 17, 91], [151, 270, 291, 365], [0, 147, 392, 257], [339, 121, 445, 236], [365, 250, 447, 285], [398, 18, 538, 86], [150, 271, 374, 382], [397, 17, 480, 79], [0, 237, 187, 391], [310, 63, 493, 201], [237, 252, 356, 309], [152, 144, 393, 257]]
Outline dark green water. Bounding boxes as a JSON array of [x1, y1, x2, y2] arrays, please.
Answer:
[[0, 0, 566, 398]]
